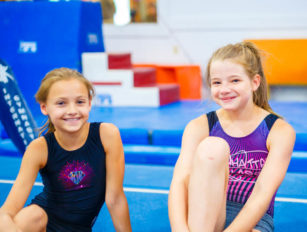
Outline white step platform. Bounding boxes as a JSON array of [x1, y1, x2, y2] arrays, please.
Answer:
[[82, 52, 179, 107]]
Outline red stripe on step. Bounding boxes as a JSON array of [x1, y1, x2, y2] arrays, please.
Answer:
[[92, 82, 122, 86]]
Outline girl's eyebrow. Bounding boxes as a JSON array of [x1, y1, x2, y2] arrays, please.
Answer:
[[213, 74, 241, 79], [77, 95, 88, 98], [53, 95, 88, 99], [76, 96, 89, 100], [53, 97, 67, 100], [228, 74, 241, 78]]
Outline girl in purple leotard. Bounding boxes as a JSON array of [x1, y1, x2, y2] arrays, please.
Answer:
[[169, 42, 295, 232]]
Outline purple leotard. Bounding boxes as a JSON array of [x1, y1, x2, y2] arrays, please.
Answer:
[[207, 111, 278, 217]]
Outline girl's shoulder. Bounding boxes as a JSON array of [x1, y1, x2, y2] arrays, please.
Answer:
[[98, 122, 120, 137], [270, 116, 295, 135], [98, 123, 122, 151], [266, 116, 296, 155], [183, 114, 210, 140], [23, 136, 48, 169], [27, 136, 48, 152], [187, 114, 209, 129], [259, 105, 294, 133]]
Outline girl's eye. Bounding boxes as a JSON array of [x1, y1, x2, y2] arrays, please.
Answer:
[[211, 81, 221, 85], [56, 101, 65, 106], [232, 79, 240, 83], [77, 100, 86, 104]]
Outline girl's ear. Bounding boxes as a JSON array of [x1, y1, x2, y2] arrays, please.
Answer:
[[252, 74, 261, 91], [40, 103, 48, 116]]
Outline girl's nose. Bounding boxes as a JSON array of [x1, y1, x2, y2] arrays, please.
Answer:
[[67, 103, 77, 114], [220, 84, 231, 94]]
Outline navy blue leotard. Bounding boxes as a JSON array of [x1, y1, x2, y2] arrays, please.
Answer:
[[31, 122, 106, 232]]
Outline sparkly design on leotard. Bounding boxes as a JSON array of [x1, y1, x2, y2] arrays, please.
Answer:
[[58, 160, 94, 190]]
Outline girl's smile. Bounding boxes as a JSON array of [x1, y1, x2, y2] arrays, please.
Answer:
[[220, 96, 237, 103]]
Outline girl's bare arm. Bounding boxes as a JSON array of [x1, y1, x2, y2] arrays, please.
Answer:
[[101, 123, 132, 232]]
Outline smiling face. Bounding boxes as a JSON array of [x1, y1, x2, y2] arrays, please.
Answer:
[[209, 59, 260, 112], [40, 78, 92, 135]]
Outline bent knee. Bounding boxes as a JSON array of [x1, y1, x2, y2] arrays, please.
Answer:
[[195, 136, 230, 165], [0, 213, 14, 227], [14, 205, 48, 230], [28, 205, 48, 226], [27, 204, 47, 222]]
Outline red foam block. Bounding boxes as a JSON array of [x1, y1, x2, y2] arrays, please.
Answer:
[[108, 53, 132, 69], [133, 67, 157, 87], [158, 84, 180, 106]]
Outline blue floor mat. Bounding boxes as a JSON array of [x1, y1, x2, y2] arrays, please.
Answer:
[[0, 156, 306, 232]]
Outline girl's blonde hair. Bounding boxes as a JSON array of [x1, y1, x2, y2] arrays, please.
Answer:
[[206, 41, 274, 114], [35, 67, 95, 136]]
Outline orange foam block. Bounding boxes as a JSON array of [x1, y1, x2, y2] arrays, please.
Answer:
[[247, 39, 307, 85]]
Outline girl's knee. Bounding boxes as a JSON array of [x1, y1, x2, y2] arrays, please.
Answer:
[[14, 205, 48, 231], [28, 205, 48, 227], [195, 136, 230, 166], [0, 213, 13, 228]]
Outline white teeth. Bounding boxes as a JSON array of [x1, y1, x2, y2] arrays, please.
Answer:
[[221, 96, 235, 100], [65, 118, 79, 121]]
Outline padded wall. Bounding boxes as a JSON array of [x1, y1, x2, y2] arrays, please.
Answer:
[[247, 39, 307, 85], [0, 1, 104, 114]]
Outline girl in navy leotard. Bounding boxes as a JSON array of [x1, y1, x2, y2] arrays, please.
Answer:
[[169, 42, 295, 232], [0, 68, 132, 232]]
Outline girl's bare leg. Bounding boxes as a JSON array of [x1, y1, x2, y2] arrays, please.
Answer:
[[214, 168, 228, 232], [14, 204, 48, 232], [188, 137, 229, 232]]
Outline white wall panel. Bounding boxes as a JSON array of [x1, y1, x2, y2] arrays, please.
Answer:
[[103, 0, 307, 68]]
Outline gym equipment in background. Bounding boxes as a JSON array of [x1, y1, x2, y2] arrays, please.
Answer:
[[0, 59, 37, 154], [0, 1, 104, 114]]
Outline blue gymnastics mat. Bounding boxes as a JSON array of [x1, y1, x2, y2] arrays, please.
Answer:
[[0, 156, 306, 232], [88, 100, 307, 151]]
